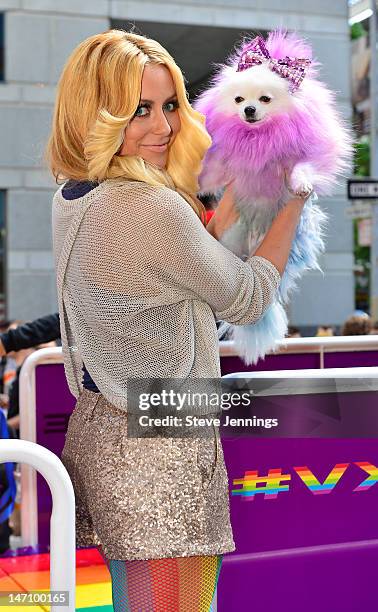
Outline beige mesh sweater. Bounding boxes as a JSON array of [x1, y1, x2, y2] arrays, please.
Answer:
[[52, 178, 281, 411]]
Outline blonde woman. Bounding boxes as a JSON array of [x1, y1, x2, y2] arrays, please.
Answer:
[[48, 29, 310, 611]]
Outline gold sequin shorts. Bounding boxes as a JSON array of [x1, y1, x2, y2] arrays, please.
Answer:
[[61, 388, 236, 560]]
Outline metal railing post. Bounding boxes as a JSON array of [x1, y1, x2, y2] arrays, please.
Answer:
[[0, 439, 75, 612]]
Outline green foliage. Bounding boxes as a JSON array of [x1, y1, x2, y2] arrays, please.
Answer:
[[350, 22, 368, 40], [350, 22, 370, 311], [353, 137, 370, 176], [354, 219, 370, 264], [352, 136, 371, 311]]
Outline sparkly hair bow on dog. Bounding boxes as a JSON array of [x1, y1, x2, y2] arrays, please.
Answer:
[[237, 36, 311, 93]]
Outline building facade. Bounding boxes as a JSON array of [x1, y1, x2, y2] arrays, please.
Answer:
[[0, 0, 352, 333]]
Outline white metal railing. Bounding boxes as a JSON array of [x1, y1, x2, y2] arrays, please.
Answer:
[[0, 439, 75, 611], [222, 365, 378, 378], [219, 335, 378, 368], [19, 347, 64, 547], [222, 366, 378, 396]]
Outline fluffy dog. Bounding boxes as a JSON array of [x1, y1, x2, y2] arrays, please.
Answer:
[[195, 29, 353, 364]]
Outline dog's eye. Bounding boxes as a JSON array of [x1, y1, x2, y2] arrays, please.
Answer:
[[235, 96, 245, 104], [259, 96, 271, 103]]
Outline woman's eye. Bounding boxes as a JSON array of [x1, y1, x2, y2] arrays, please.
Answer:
[[164, 100, 179, 112], [235, 96, 245, 104], [259, 96, 271, 103], [134, 105, 149, 117]]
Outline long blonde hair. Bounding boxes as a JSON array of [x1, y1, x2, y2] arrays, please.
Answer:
[[45, 29, 211, 222]]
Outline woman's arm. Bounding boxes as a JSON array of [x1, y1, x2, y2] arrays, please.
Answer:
[[253, 198, 305, 276], [205, 184, 239, 241], [206, 183, 308, 276]]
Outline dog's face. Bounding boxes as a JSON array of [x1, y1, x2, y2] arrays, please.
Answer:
[[215, 63, 296, 125]]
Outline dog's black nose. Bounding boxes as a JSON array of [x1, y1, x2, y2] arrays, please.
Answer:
[[244, 106, 256, 117]]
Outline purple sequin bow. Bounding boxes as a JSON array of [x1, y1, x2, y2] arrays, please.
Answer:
[[236, 36, 311, 93]]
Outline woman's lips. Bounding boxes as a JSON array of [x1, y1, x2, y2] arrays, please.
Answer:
[[141, 143, 169, 152]]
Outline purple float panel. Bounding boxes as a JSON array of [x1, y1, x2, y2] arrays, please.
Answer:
[[219, 539, 378, 612], [222, 438, 378, 554], [324, 350, 378, 368], [34, 364, 75, 550], [221, 352, 321, 373], [216, 380, 378, 612], [220, 349, 378, 374]]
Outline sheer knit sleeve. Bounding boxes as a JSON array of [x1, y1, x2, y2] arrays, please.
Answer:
[[81, 181, 281, 326]]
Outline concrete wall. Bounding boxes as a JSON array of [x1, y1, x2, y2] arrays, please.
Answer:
[[0, 0, 353, 330], [0, 2, 109, 319]]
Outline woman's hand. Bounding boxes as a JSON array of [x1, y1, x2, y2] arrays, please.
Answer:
[[205, 182, 239, 241]]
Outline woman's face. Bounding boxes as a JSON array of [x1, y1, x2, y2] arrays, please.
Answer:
[[119, 63, 181, 168]]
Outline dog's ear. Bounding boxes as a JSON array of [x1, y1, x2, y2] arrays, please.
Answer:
[[208, 64, 237, 92], [212, 64, 244, 97], [222, 65, 236, 78]]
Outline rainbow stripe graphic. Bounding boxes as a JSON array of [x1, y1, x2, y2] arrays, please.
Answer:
[[0, 548, 112, 611], [354, 461, 378, 492], [232, 468, 291, 500], [294, 463, 349, 495], [232, 462, 378, 501]]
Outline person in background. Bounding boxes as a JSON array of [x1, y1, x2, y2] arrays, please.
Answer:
[[315, 325, 334, 337], [0, 320, 13, 394], [0, 319, 27, 417], [286, 325, 301, 338], [0, 313, 60, 358], [2, 320, 25, 397], [0, 407, 16, 553], [340, 314, 372, 336]]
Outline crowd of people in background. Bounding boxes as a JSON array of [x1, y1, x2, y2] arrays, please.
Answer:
[[286, 311, 378, 338]]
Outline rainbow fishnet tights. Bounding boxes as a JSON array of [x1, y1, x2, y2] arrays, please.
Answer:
[[106, 554, 223, 611]]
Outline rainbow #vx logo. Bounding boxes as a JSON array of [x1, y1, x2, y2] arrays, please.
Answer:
[[232, 462, 378, 500]]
